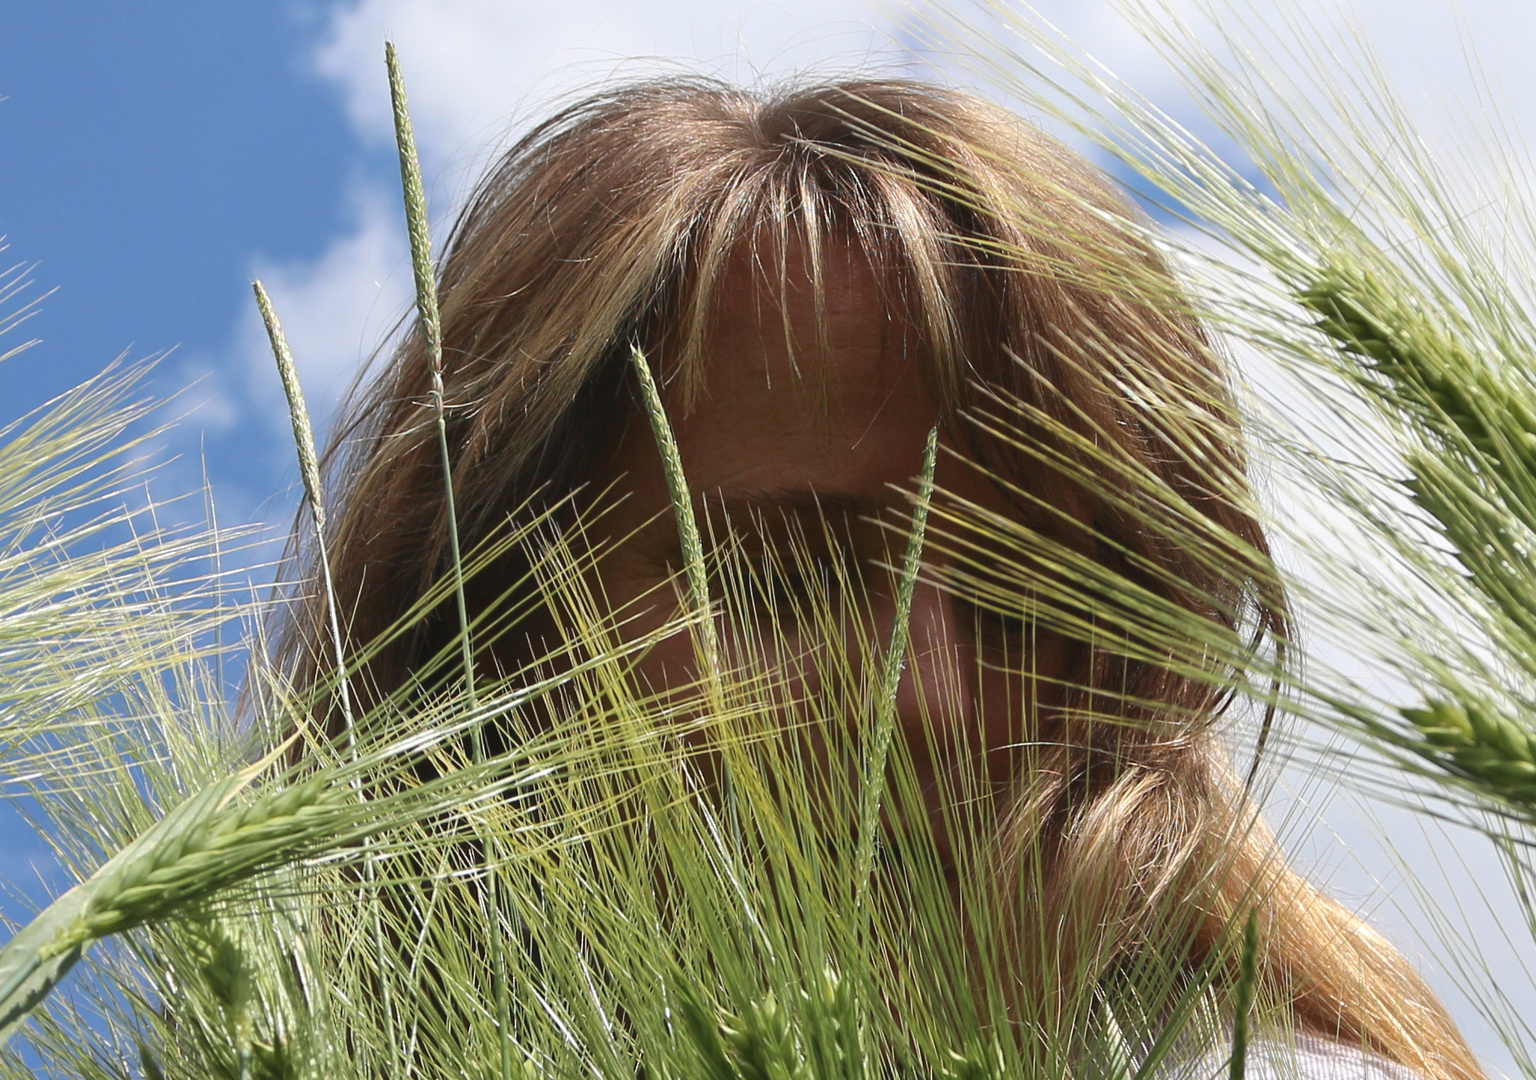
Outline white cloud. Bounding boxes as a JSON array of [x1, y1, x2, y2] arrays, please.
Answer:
[[235, 181, 411, 433], [314, 0, 905, 181], [178, 181, 411, 544], [211, 0, 912, 534]]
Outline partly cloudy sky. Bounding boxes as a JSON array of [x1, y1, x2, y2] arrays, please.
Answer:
[[7, 0, 1535, 526], [4, 0, 1536, 1068]]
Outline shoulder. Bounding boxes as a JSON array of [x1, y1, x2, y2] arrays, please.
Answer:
[[1160, 1034, 1428, 1080], [1244, 1036, 1427, 1080]]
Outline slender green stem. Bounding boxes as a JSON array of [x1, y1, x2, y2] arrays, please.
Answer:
[[386, 40, 476, 713], [254, 280, 354, 741], [1229, 911, 1260, 1080], [629, 345, 721, 680], [388, 43, 512, 1080], [256, 279, 401, 1078], [854, 426, 938, 913]]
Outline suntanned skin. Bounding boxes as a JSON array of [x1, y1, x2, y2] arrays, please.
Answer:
[[588, 240, 1073, 862]]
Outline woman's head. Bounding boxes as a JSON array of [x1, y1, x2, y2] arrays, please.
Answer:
[[310, 78, 1268, 729], [288, 76, 1478, 1080]]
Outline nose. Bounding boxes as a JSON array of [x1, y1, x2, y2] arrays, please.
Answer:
[[892, 580, 981, 756], [888, 575, 1034, 787]]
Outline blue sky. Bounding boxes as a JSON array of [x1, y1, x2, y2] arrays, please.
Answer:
[[0, 4, 360, 516], [8, 0, 1536, 530], [0, 0, 921, 533], [5, 0, 1536, 1069]]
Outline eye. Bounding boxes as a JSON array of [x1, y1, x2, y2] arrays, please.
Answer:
[[947, 571, 1039, 662], [703, 501, 873, 625], [736, 550, 851, 622], [953, 591, 1017, 638]]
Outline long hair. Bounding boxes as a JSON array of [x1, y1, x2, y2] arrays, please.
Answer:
[[281, 77, 1481, 1080]]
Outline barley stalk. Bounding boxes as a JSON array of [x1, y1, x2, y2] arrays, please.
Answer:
[[386, 40, 476, 711], [257, 273, 404, 1079], [0, 771, 342, 1047], [1228, 911, 1260, 1080], [854, 426, 937, 914], [254, 279, 354, 739], [630, 344, 720, 680], [387, 45, 515, 1080]]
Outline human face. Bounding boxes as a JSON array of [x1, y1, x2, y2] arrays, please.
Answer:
[[590, 241, 1072, 857]]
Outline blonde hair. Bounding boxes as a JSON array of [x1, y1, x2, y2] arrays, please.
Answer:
[[290, 77, 1482, 1080]]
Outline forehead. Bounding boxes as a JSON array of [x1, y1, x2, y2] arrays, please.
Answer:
[[685, 223, 932, 383], [670, 238, 936, 500]]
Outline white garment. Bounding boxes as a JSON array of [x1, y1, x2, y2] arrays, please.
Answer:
[[1163, 1034, 1425, 1080]]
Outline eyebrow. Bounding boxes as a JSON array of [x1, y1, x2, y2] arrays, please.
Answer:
[[704, 490, 890, 524], [626, 489, 898, 566]]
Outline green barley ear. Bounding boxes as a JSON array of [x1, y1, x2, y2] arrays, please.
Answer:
[[938, 1037, 1005, 1080], [255, 282, 324, 531], [1298, 265, 1536, 523], [254, 278, 354, 738], [802, 966, 865, 1080], [192, 921, 299, 1080], [60, 774, 340, 946], [673, 984, 742, 1080], [0, 771, 341, 1046], [1403, 699, 1536, 810], [185, 918, 298, 1080], [193, 920, 252, 1021], [139, 1042, 168, 1080], [854, 426, 938, 912], [630, 344, 720, 678], [723, 992, 805, 1080], [385, 39, 476, 710], [386, 40, 444, 384], [1228, 911, 1260, 1080]]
